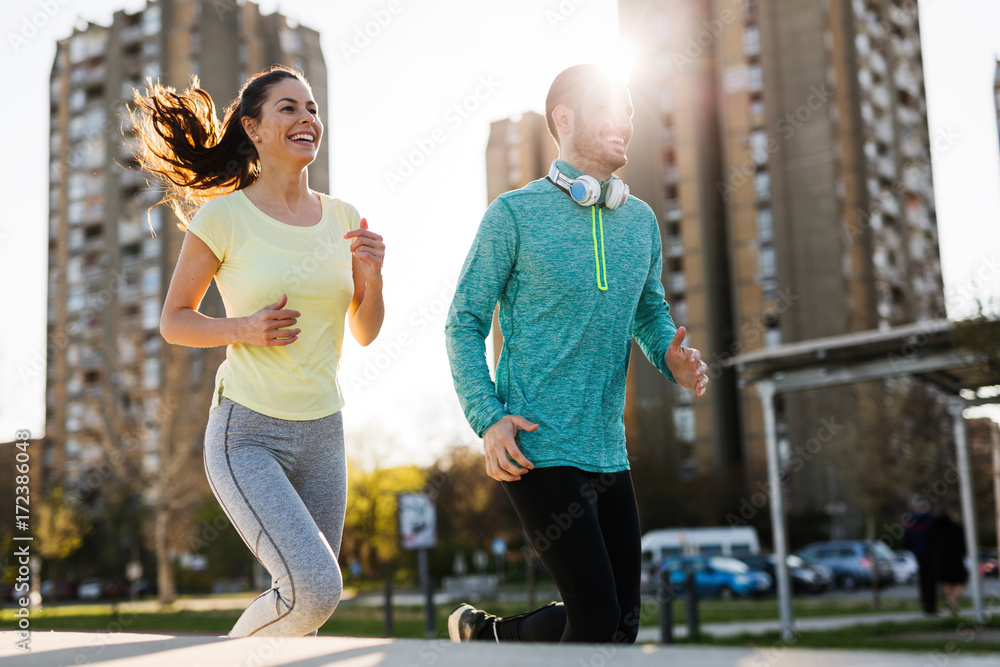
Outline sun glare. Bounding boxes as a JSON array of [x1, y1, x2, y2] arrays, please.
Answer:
[[599, 41, 637, 82]]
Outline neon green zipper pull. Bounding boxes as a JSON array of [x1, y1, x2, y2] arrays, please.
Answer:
[[591, 205, 608, 291]]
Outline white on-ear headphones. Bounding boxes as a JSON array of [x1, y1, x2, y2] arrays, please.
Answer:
[[547, 160, 629, 209]]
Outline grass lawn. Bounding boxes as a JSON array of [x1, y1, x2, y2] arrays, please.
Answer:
[[681, 615, 1000, 653]]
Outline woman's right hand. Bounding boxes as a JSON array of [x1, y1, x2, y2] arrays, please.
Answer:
[[237, 294, 302, 346]]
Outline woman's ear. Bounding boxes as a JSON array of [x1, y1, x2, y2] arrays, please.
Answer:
[[241, 116, 258, 141]]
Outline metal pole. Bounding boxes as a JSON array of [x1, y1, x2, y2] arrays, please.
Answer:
[[418, 548, 435, 637], [658, 570, 674, 644], [684, 569, 699, 639], [991, 420, 1000, 566], [383, 575, 393, 637], [949, 399, 983, 623], [757, 380, 794, 641]]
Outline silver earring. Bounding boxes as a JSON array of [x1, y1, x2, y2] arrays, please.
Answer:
[[254, 136, 260, 141]]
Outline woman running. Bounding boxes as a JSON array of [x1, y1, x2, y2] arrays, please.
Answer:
[[135, 65, 384, 637]]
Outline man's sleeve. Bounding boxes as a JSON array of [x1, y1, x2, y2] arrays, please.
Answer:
[[445, 198, 517, 437], [633, 210, 678, 383]]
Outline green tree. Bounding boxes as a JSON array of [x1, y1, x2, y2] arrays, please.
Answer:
[[342, 461, 426, 578], [35, 488, 93, 601]]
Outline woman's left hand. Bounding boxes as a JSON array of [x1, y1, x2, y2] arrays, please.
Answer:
[[344, 218, 384, 283]]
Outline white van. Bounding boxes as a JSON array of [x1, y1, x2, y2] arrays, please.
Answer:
[[640, 527, 761, 588]]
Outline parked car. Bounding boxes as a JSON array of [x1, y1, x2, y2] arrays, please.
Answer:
[[641, 527, 761, 591], [794, 540, 895, 591], [891, 549, 918, 584], [40, 580, 78, 600], [78, 578, 103, 600], [658, 555, 772, 599], [735, 554, 833, 594]]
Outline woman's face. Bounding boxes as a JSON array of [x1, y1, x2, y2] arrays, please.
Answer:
[[250, 77, 323, 168]]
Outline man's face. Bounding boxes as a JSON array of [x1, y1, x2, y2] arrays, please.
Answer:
[[569, 82, 634, 174]]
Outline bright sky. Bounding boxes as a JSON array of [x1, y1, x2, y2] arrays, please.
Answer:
[[1, 0, 998, 460]]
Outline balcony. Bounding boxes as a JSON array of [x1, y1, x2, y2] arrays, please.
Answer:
[[870, 86, 890, 110], [663, 198, 682, 222], [666, 236, 684, 258], [876, 154, 896, 180], [82, 265, 105, 284], [119, 219, 143, 245], [121, 24, 143, 44], [121, 169, 146, 189], [869, 52, 887, 76]]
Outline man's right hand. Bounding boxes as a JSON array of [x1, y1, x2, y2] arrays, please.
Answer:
[[483, 415, 538, 482]]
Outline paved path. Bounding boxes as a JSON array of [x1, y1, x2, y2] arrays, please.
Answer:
[[3, 632, 999, 667], [636, 610, 946, 641]]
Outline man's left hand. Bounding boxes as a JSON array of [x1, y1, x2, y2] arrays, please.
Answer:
[[665, 326, 709, 398]]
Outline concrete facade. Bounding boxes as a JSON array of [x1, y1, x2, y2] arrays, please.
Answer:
[[616, 0, 945, 525]]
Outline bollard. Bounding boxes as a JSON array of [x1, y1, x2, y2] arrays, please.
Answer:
[[685, 570, 699, 639], [658, 570, 674, 644], [418, 548, 435, 638], [383, 576, 393, 637]]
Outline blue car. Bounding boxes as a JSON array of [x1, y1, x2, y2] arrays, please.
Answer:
[[658, 555, 772, 599]]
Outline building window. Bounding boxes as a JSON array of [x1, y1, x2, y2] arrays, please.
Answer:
[[143, 358, 160, 390], [754, 170, 770, 200], [142, 297, 160, 330], [749, 95, 764, 124], [673, 405, 696, 443], [757, 208, 773, 241], [758, 243, 776, 278], [143, 6, 161, 36], [672, 298, 687, 324], [748, 64, 763, 93], [142, 267, 160, 295], [744, 25, 760, 57], [750, 129, 769, 164], [765, 325, 782, 348]]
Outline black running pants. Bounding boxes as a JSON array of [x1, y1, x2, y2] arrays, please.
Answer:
[[495, 466, 642, 644]]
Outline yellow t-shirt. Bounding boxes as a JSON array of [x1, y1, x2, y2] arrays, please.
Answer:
[[186, 189, 359, 420]]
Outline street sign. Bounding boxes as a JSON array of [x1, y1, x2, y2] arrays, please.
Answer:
[[399, 493, 437, 550]]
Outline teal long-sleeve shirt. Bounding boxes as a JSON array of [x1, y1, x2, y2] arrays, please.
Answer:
[[445, 161, 679, 473]]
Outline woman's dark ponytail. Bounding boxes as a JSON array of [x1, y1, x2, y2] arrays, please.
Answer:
[[130, 65, 305, 228]]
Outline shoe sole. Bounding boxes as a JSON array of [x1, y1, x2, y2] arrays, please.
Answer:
[[448, 603, 474, 642]]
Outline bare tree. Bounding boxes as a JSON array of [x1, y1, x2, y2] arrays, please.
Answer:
[[829, 379, 949, 608]]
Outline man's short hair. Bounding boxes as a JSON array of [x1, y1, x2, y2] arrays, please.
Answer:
[[545, 64, 627, 146]]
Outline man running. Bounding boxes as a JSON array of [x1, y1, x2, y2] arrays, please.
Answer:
[[444, 64, 709, 644]]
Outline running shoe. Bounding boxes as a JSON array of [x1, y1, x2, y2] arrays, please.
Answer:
[[447, 603, 496, 642]]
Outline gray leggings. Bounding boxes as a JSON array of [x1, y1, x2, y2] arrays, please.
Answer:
[[203, 396, 347, 637]]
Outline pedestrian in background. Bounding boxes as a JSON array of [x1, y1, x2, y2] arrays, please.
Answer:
[[902, 496, 937, 615], [932, 508, 969, 617]]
